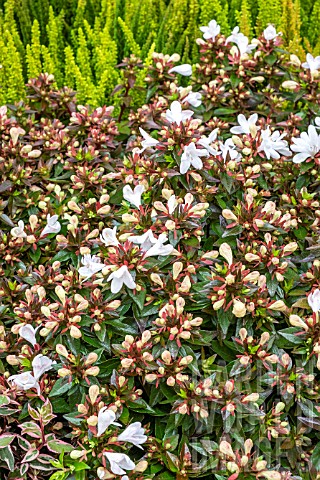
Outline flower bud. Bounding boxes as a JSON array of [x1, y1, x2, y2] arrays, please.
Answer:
[[232, 299, 247, 318], [219, 243, 233, 265], [89, 385, 100, 404]]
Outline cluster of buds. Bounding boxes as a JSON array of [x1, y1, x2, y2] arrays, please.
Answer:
[[222, 195, 295, 241], [209, 242, 270, 318], [56, 344, 99, 381], [265, 353, 317, 401], [218, 439, 282, 480], [242, 233, 298, 282], [151, 297, 203, 345], [232, 328, 278, 370], [260, 402, 290, 440], [40, 286, 89, 338]]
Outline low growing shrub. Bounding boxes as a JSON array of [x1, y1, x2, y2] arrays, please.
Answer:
[[0, 20, 320, 480]]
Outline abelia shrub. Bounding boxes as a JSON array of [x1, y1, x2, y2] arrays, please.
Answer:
[[0, 19, 320, 480]]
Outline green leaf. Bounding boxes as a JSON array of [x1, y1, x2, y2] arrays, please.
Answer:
[[0, 446, 14, 471], [311, 442, 320, 470], [0, 435, 15, 447], [49, 377, 72, 397], [47, 439, 74, 454], [51, 250, 72, 263]]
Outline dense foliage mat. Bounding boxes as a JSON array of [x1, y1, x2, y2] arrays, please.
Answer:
[[1, 20, 320, 480]]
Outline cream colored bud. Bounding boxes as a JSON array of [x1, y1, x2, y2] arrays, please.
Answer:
[[222, 209, 237, 221], [219, 243, 233, 266], [89, 385, 100, 404], [70, 325, 82, 338], [268, 300, 287, 312], [85, 366, 100, 377], [173, 262, 183, 280], [282, 80, 299, 90], [87, 415, 98, 426], [58, 368, 71, 377], [84, 352, 98, 366], [232, 299, 247, 318], [150, 273, 163, 287], [56, 344, 69, 358]]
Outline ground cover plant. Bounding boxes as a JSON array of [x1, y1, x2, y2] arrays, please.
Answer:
[[0, 18, 320, 480], [0, 0, 320, 105]]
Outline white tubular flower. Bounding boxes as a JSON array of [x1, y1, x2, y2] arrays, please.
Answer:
[[226, 27, 256, 55], [302, 53, 320, 73], [11, 220, 27, 238], [165, 101, 194, 125], [308, 289, 320, 313], [100, 226, 120, 247], [78, 254, 104, 281], [107, 265, 136, 294], [32, 354, 55, 380], [291, 125, 320, 163], [198, 129, 220, 156], [138, 127, 159, 153], [230, 113, 259, 135], [40, 214, 61, 237], [8, 372, 40, 395], [167, 195, 178, 214], [144, 234, 173, 258], [180, 142, 208, 174], [19, 324, 39, 347], [117, 422, 147, 449], [219, 138, 240, 162], [123, 184, 145, 208], [263, 25, 282, 41], [168, 64, 192, 76], [200, 19, 220, 41], [104, 452, 135, 476], [182, 91, 202, 107], [129, 229, 157, 251], [258, 127, 292, 159], [97, 407, 121, 437]]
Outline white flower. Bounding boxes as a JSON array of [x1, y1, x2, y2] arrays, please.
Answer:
[[168, 64, 192, 76], [97, 407, 121, 437], [167, 195, 178, 214], [10, 126, 25, 146], [198, 129, 220, 156], [78, 254, 104, 281], [230, 113, 259, 135], [226, 27, 256, 55], [19, 324, 39, 347], [40, 214, 61, 237], [200, 19, 220, 41], [11, 220, 27, 238], [315, 117, 320, 127], [263, 25, 282, 41], [100, 226, 120, 247], [219, 138, 241, 162], [32, 354, 54, 380], [302, 53, 320, 72], [308, 289, 320, 313], [258, 128, 292, 159], [182, 91, 202, 107], [123, 184, 145, 208], [138, 127, 159, 153], [107, 265, 136, 294], [8, 372, 40, 395], [144, 233, 173, 258], [117, 422, 147, 449], [180, 142, 208, 174], [104, 452, 135, 476], [129, 229, 157, 251], [291, 125, 320, 163], [165, 101, 194, 125]]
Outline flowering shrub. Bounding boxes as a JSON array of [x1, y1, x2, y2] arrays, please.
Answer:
[[1, 19, 320, 480]]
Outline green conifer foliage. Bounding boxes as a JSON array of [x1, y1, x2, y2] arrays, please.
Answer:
[[26, 20, 42, 80], [236, 0, 252, 38]]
